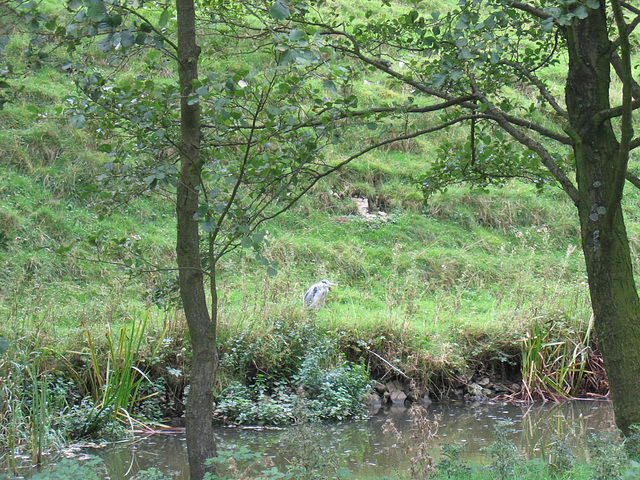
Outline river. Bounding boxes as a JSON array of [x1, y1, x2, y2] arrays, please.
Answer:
[[86, 399, 615, 479]]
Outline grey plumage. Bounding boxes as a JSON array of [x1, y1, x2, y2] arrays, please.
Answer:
[[303, 279, 338, 309]]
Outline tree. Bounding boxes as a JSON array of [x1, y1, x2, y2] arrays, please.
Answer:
[[300, 0, 640, 432], [60, 0, 355, 476]]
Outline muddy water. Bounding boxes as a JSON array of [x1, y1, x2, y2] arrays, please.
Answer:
[[89, 400, 615, 479]]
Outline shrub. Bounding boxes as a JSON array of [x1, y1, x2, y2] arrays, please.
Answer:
[[214, 333, 371, 425]]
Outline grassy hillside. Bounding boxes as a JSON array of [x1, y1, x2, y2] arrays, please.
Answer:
[[0, 55, 594, 374]]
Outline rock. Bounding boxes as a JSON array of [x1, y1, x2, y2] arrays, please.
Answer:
[[482, 388, 493, 397], [405, 388, 422, 404], [374, 382, 388, 396], [493, 383, 508, 393], [478, 377, 490, 387], [390, 389, 407, 403], [467, 383, 483, 396]]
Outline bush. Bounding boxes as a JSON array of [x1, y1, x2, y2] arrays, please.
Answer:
[[214, 334, 371, 425]]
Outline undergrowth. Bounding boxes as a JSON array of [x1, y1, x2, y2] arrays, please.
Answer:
[[215, 331, 371, 425]]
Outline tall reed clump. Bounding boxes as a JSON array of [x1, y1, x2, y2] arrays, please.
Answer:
[[519, 316, 592, 401], [73, 310, 167, 437], [0, 343, 67, 474]]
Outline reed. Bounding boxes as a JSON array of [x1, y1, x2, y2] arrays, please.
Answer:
[[78, 310, 167, 437], [0, 346, 65, 470], [520, 317, 592, 401]]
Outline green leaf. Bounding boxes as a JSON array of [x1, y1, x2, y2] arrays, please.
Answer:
[[201, 220, 213, 233], [269, 1, 290, 20], [289, 29, 306, 41], [159, 9, 170, 28], [195, 204, 209, 219], [267, 266, 278, 277], [70, 114, 86, 129], [323, 79, 337, 94], [55, 245, 73, 254], [458, 48, 475, 60], [0, 36, 9, 54], [86, 0, 107, 22], [574, 6, 588, 19], [241, 236, 253, 248], [68, 0, 82, 10]]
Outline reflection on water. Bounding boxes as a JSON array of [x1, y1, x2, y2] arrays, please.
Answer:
[[85, 400, 616, 479]]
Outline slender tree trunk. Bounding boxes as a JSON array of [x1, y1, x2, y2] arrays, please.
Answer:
[[176, 0, 219, 477], [565, 5, 640, 434]]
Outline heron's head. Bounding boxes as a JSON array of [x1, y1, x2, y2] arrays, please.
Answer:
[[321, 279, 338, 287]]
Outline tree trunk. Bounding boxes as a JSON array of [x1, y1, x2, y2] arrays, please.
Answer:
[[565, 5, 640, 434], [176, 0, 219, 477]]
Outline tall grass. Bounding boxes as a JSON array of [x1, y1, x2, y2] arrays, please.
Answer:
[[0, 345, 66, 473], [75, 311, 168, 436], [520, 316, 592, 401]]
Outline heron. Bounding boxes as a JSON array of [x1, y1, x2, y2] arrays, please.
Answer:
[[303, 279, 338, 309]]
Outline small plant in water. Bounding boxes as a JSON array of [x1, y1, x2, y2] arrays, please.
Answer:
[[519, 318, 591, 401], [406, 405, 438, 480], [482, 421, 523, 480]]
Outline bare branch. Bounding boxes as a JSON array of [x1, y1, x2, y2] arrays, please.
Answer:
[[625, 171, 640, 190]]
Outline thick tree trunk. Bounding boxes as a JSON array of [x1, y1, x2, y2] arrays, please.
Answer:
[[565, 5, 640, 434], [176, 0, 218, 477]]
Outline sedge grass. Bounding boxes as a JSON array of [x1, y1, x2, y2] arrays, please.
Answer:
[[74, 310, 168, 437]]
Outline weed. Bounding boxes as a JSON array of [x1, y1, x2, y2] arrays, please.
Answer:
[[27, 457, 108, 480], [132, 467, 173, 479], [543, 432, 577, 477], [64, 311, 168, 438], [0, 346, 68, 471], [406, 405, 438, 480], [437, 444, 471, 479], [482, 421, 523, 480], [588, 431, 628, 480]]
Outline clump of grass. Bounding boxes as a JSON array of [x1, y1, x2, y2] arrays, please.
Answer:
[[0, 343, 70, 472], [69, 311, 167, 437], [519, 317, 592, 401], [215, 325, 371, 425]]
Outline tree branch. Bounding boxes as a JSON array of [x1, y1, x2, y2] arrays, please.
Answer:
[[503, 60, 567, 117], [507, 1, 553, 21], [469, 74, 579, 204]]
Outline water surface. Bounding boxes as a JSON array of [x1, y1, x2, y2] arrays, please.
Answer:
[[89, 399, 616, 479]]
